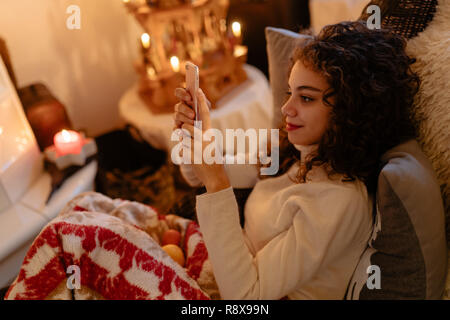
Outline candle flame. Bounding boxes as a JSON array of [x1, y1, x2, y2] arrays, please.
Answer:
[[141, 33, 150, 49], [61, 129, 77, 142], [232, 21, 241, 38], [170, 56, 180, 73]]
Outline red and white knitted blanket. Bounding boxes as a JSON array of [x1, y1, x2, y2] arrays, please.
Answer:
[[5, 192, 220, 300]]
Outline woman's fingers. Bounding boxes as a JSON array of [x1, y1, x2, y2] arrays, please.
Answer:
[[175, 87, 193, 104], [173, 90, 195, 132], [173, 111, 195, 126], [196, 89, 211, 129], [175, 87, 212, 108], [181, 123, 195, 138], [173, 102, 195, 129], [175, 102, 196, 119], [174, 89, 212, 142], [174, 120, 183, 129]]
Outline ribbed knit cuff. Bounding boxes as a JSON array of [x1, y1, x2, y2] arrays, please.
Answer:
[[196, 187, 240, 225]]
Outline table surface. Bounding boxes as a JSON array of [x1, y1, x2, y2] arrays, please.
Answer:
[[119, 64, 274, 152]]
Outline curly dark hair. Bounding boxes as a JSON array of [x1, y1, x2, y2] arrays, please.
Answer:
[[271, 21, 420, 194]]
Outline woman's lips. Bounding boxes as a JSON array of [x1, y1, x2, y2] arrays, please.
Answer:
[[286, 123, 303, 131]]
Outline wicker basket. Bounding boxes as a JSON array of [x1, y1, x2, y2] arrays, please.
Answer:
[[359, 0, 438, 39]]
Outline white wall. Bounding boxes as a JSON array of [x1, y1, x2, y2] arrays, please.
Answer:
[[0, 0, 143, 137], [310, 0, 370, 34]]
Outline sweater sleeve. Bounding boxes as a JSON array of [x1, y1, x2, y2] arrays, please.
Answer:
[[196, 185, 371, 300]]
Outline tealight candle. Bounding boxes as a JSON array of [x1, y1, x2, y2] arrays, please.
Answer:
[[231, 21, 241, 38], [229, 21, 243, 48], [54, 129, 83, 156], [141, 33, 151, 50]]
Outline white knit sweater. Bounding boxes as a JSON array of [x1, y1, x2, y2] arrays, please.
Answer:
[[183, 146, 373, 299]]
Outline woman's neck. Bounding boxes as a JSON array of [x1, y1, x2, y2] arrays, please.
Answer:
[[293, 144, 318, 163], [289, 144, 331, 182]]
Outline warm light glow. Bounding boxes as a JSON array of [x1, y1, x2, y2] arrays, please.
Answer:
[[141, 33, 150, 49], [123, 0, 130, 3], [170, 56, 180, 73], [61, 129, 76, 142], [0, 126, 3, 135], [146, 66, 156, 78], [232, 21, 241, 38], [233, 45, 247, 57], [54, 130, 83, 155]]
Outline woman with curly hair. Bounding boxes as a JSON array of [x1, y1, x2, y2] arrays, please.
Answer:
[[173, 21, 420, 299]]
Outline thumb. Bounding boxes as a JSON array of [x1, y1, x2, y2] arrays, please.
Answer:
[[196, 88, 211, 128]]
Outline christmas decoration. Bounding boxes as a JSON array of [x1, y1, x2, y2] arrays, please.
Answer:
[[123, 0, 248, 114]]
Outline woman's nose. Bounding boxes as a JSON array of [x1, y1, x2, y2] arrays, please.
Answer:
[[281, 101, 297, 118]]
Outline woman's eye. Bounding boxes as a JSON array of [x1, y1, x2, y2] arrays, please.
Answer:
[[301, 96, 314, 102]]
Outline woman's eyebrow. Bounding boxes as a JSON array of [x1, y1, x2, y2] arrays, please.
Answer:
[[295, 85, 322, 92]]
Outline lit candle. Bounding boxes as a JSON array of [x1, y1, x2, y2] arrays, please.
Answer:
[[170, 56, 180, 73], [54, 129, 83, 156], [141, 33, 151, 50], [232, 21, 242, 38], [234, 45, 248, 58]]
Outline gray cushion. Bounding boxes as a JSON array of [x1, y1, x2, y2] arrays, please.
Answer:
[[347, 139, 448, 299], [265, 27, 312, 128]]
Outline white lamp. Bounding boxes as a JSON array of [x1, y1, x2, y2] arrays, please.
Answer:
[[0, 58, 41, 212]]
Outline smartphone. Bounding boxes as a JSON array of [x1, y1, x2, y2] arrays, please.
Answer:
[[185, 62, 200, 123]]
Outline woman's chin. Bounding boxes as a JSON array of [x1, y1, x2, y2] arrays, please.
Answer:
[[288, 137, 319, 147], [287, 133, 307, 146]]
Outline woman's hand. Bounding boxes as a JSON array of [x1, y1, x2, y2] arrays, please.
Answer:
[[173, 88, 230, 193]]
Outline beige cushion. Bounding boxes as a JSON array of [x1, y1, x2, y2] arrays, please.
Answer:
[[404, 0, 450, 245], [265, 27, 312, 128]]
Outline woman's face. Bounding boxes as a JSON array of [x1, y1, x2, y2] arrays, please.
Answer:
[[281, 60, 333, 146]]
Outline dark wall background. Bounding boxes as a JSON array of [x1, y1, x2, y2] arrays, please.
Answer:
[[227, 0, 310, 76]]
